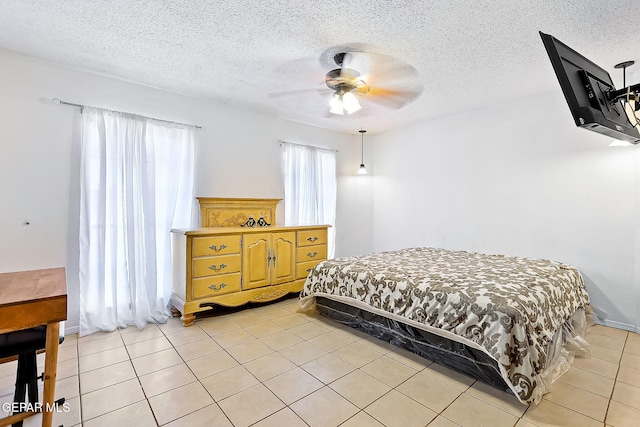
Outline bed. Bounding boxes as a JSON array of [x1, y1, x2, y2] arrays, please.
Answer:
[[299, 247, 591, 405]]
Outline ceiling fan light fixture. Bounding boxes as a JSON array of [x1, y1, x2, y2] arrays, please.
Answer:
[[342, 91, 361, 114], [328, 87, 361, 115], [329, 92, 344, 115]]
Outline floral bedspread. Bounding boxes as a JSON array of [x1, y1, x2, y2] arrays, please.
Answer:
[[300, 247, 590, 404]]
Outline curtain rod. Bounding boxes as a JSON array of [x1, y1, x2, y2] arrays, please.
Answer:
[[51, 98, 204, 131], [278, 140, 338, 152]]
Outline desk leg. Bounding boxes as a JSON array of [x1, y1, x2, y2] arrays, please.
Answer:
[[41, 322, 60, 427]]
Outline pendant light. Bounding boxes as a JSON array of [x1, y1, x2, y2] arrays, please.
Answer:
[[358, 129, 367, 175]]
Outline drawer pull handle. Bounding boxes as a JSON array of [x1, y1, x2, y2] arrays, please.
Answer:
[[208, 263, 227, 271], [306, 236, 318, 242], [208, 283, 227, 291], [306, 268, 313, 273], [209, 243, 227, 252], [306, 251, 318, 258]]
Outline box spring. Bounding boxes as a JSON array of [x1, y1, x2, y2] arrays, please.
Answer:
[[315, 296, 511, 393]]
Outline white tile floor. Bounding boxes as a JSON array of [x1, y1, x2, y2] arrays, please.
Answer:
[[1, 297, 639, 426]]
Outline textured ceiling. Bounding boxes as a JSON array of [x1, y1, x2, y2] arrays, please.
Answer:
[[1, 0, 638, 134]]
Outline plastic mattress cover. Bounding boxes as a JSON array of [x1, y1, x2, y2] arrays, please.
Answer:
[[299, 247, 592, 404], [305, 295, 591, 405]]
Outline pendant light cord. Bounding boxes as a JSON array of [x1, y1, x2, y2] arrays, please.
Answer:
[[359, 129, 366, 164]]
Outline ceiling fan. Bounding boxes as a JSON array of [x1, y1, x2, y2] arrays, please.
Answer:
[[268, 46, 423, 118], [325, 52, 369, 115]]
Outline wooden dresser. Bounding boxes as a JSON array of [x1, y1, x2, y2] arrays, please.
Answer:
[[171, 198, 329, 326]]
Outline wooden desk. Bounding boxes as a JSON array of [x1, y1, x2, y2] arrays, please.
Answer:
[[0, 268, 67, 427]]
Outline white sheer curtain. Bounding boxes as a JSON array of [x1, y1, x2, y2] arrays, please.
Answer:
[[282, 142, 337, 258], [79, 107, 195, 336]]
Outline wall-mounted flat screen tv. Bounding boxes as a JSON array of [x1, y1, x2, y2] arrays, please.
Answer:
[[540, 32, 640, 144]]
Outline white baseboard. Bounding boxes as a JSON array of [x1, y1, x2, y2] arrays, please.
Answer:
[[64, 325, 80, 336], [594, 318, 638, 333]]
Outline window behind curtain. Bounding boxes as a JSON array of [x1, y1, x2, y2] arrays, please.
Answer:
[[282, 142, 337, 258], [79, 107, 195, 335]]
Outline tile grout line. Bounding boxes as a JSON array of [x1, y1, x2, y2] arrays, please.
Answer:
[[203, 308, 377, 426], [155, 311, 308, 425], [523, 329, 627, 426], [74, 335, 82, 427], [118, 329, 163, 427], [601, 330, 628, 426], [215, 303, 311, 426], [77, 329, 145, 426], [160, 319, 235, 426], [240, 302, 316, 426], [235, 311, 321, 426]]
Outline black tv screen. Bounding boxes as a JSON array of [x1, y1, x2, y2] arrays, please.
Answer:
[[540, 32, 640, 144]]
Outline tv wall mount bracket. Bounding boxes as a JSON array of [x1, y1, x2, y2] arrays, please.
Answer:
[[608, 60, 640, 103]]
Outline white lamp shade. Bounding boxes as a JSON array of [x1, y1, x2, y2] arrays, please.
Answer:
[[342, 91, 361, 114], [329, 93, 344, 115], [357, 163, 367, 174]]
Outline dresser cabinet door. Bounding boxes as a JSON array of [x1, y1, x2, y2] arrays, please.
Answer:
[[271, 232, 296, 285], [242, 233, 271, 290]]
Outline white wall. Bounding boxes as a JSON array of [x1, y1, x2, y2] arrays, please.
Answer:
[[0, 49, 373, 334], [372, 91, 639, 331], [7, 44, 633, 334]]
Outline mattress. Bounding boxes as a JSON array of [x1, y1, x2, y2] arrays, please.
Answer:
[[299, 247, 591, 404]]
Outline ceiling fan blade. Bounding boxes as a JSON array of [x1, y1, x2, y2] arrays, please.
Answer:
[[353, 84, 370, 95], [317, 87, 333, 97], [267, 88, 321, 99], [363, 86, 423, 109], [268, 56, 327, 88], [367, 86, 421, 99], [268, 84, 337, 118], [362, 96, 410, 110], [362, 64, 419, 87], [340, 52, 369, 77], [341, 51, 418, 82]]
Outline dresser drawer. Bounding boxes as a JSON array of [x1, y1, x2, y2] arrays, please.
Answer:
[[297, 229, 327, 247], [297, 260, 323, 279], [192, 235, 241, 258], [192, 254, 241, 278], [296, 245, 327, 263], [192, 273, 241, 299]]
